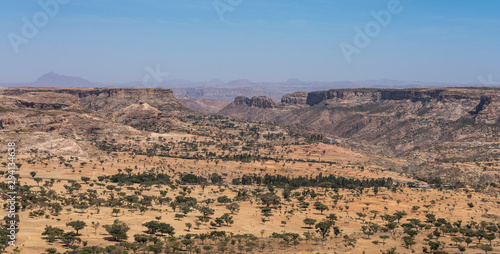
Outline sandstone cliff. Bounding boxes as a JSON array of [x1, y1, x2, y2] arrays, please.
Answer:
[[234, 96, 278, 108], [220, 88, 500, 184], [0, 87, 190, 114], [0, 87, 191, 155], [281, 91, 308, 106]]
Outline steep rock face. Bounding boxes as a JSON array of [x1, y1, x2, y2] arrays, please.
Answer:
[[0, 87, 191, 114], [281, 91, 308, 106], [307, 89, 380, 106], [306, 89, 449, 107], [475, 96, 500, 124], [220, 87, 500, 184], [0, 87, 190, 138], [14, 92, 81, 110], [0, 87, 190, 156], [234, 96, 278, 108], [233, 96, 252, 106], [221, 88, 500, 152], [252, 96, 278, 108], [68, 88, 189, 113], [0, 91, 81, 109]]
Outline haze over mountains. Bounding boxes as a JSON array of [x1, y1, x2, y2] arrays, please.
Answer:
[[1, 72, 496, 102]]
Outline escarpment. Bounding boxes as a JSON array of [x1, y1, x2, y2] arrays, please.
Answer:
[[0, 87, 190, 113], [281, 91, 308, 106], [221, 87, 500, 151], [234, 96, 278, 109], [218, 87, 500, 184]]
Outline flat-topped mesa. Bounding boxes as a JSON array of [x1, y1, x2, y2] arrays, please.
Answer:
[[74, 88, 174, 99], [234, 96, 278, 109], [0, 87, 171, 97], [74, 88, 188, 113], [305, 89, 453, 106], [0, 87, 189, 114]]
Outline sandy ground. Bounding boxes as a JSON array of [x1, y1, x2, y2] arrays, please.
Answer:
[[3, 151, 498, 254]]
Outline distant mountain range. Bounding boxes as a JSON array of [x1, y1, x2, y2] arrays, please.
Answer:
[[1, 72, 497, 101]]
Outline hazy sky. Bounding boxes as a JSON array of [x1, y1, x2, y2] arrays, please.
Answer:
[[1, 0, 499, 84]]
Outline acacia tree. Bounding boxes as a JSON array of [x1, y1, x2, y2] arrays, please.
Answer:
[[51, 203, 63, 216], [112, 208, 121, 217], [379, 235, 389, 245], [221, 213, 234, 226], [66, 220, 86, 236], [217, 195, 231, 204], [403, 236, 416, 249], [226, 203, 240, 214], [485, 233, 496, 246], [458, 245, 466, 253], [304, 218, 316, 229], [393, 210, 407, 224], [158, 223, 175, 237], [143, 221, 160, 234], [198, 206, 215, 219], [125, 168, 133, 176], [326, 213, 338, 224], [314, 201, 329, 215], [34, 177, 43, 186], [260, 207, 273, 222], [480, 244, 493, 254], [315, 221, 333, 239], [333, 226, 342, 238], [73, 203, 89, 213], [104, 220, 130, 241], [81, 176, 90, 184], [259, 193, 281, 207], [60, 232, 81, 247], [148, 242, 164, 254]]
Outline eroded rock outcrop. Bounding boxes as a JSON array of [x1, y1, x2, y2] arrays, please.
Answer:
[[113, 102, 178, 127], [234, 96, 277, 108], [281, 91, 308, 106], [221, 88, 500, 152], [219, 87, 500, 185], [306, 89, 449, 106], [0, 87, 190, 114], [0, 87, 190, 139]]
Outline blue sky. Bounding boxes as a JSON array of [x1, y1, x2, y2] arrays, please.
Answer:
[[1, 0, 499, 84]]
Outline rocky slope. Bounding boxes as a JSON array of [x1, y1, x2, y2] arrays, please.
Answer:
[[233, 96, 278, 109], [219, 88, 500, 185], [0, 87, 190, 113], [112, 101, 182, 131], [281, 91, 308, 106], [0, 87, 191, 156]]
